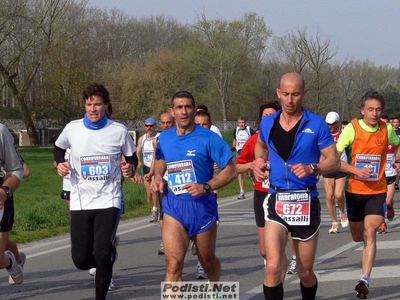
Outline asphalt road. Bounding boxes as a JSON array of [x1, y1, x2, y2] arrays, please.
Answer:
[[1, 179, 400, 299]]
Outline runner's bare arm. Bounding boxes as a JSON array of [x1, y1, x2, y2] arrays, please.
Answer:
[[253, 136, 269, 181], [338, 150, 372, 179]]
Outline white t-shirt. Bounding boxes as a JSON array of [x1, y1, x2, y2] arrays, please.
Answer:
[[235, 126, 252, 151], [55, 118, 136, 211], [210, 124, 222, 138]]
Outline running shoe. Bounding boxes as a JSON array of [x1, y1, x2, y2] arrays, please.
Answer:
[[108, 278, 115, 291], [196, 262, 208, 279], [93, 270, 116, 291], [387, 207, 395, 221], [378, 222, 387, 234], [88, 268, 96, 276], [17, 252, 26, 269], [355, 279, 369, 299], [10, 252, 26, 284], [395, 183, 399, 191], [286, 259, 297, 275], [237, 191, 245, 199], [150, 209, 158, 223], [329, 222, 339, 234], [6, 251, 24, 285], [340, 214, 349, 228], [158, 242, 165, 255]]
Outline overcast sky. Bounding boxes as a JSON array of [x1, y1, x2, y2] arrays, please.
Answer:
[[89, 0, 400, 68]]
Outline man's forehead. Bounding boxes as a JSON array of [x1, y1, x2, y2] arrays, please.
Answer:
[[86, 95, 104, 103], [173, 97, 193, 106], [364, 99, 382, 108]]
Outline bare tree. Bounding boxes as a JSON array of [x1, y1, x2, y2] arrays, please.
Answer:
[[187, 13, 272, 122], [0, 0, 88, 145], [268, 28, 338, 114]]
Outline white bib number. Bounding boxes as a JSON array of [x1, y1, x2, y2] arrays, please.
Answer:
[[354, 154, 381, 181], [167, 160, 197, 195], [275, 191, 311, 226]]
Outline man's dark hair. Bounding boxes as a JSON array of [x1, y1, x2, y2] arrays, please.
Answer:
[[106, 102, 113, 118], [258, 101, 281, 122], [170, 91, 195, 108], [361, 90, 385, 110], [196, 104, 209, 112], [195, 109, 211, 121], [380, 114, 389, 121], [82, 83, 111, 104]]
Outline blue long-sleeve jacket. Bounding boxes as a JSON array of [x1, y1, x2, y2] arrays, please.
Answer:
[[259, 108, 334, 197]]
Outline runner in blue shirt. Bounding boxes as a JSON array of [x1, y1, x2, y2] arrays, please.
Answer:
[[151, 91, 236, 288], [253, 73, 339, 300]]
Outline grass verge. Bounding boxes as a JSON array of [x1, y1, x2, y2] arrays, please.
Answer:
[[13, 142, 253, 243]]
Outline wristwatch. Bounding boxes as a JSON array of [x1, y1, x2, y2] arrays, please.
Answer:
[[203, 183, 212, 194], [310, 163, 319, 174], [0, 186, 13, 200]]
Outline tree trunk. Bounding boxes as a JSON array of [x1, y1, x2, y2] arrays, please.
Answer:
[[17, 95, 40, 146]]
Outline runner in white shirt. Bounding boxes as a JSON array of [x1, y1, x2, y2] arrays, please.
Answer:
[[145, 112, 174, 255], [54, 83, 138, 300], [137, 117, 160, 222], [233, 116, 254, 199]]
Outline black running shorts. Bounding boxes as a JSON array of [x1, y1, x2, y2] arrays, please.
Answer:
[[254, 189, 268, 227], [142, 165, 151, 176], [345, 192, 385, 222], [0, 196, 14, 232], [264, 193, 321, 241], [386, 175, 396, 185], [323, 171, 347, 179]]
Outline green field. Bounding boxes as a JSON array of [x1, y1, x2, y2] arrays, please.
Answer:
[[13, 142, 253, 243]]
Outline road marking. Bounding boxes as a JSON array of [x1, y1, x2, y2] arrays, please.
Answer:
[[240, 240, 359, 299], [22, 222, 156, 258], [27, 244, 71, 258], [354, 240, 400, 250], [312, 265, 400, 282], [240, 218, 400, 298]]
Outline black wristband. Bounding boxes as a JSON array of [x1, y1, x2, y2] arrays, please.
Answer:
[[0, 186, 13, 200]]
